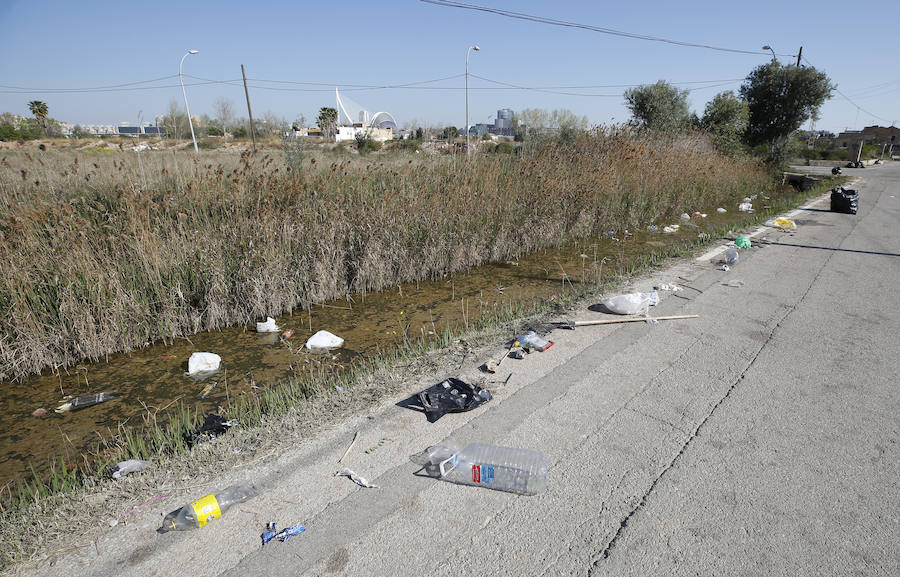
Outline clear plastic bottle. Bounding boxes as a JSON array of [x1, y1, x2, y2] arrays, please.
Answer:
[[158, 483, 258, 532], [725, 249, 739, 265], [427, 439, 548, 495]]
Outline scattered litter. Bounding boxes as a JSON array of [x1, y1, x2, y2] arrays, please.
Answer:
[[723, 280, 745, 287], [514, 331, 553, 352], [601, 291, 659, 315], [480, 359, 498, 373], [31, 408, 47, 417], [305, 330, 344, 350], [416, 378, 492, 423], [693, 211, 701, 218], [256, 317, 279, 333], [765, 218, 796, 231], [159, 484, 258, 532], [336, 468, 378, 489], [510, 349, 526, 360], [698, 232, 711, 241], [188, 352, 221, 375], [426, 438, 548, 495], [717, 207, 727, 213], [280, 329, 294, 340], [334, 385, 345, 393], [656, 284, 681, 292], [197, 381, 217, 399], [261, 523, 306, 546], [185, 413, 235, 446], [735, 234, 751, 249], [680, 213, 691, 220], [725, 249, 739, 265], [662, 226, 676, 233], [111, 459, 152, 479], [721, 264, 730, 271], [830, 186, 858, 214], [339, 431, 359, 463], [647, 225, 659, 232], [55, 392, 118, 413], [738, 202, 752, 212]]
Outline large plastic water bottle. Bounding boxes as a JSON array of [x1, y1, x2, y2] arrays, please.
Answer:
[[427, 439, 548, 495], [158, 483, 258, 532]]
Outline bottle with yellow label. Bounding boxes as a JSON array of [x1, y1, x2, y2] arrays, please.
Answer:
[[158, 484, 258, 532]]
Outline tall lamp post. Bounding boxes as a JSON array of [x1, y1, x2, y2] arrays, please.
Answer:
[[466, 44, 480, 157], [762, 44, 777, 62], [179, 49, 199, 153]]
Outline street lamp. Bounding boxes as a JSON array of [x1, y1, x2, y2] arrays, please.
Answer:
[[179, 49, 199, 154], [466, 44, 480, 157], [762, 44, 777, 61]]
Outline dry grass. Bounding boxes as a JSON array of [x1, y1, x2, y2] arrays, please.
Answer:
[[0, 128, 770, 381]]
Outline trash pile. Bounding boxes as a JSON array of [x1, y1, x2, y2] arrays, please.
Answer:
[[830, 186, 858, 215], [415, 378, 492, 423]]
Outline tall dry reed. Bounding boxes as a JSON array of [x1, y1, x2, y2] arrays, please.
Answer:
[[0, 128, 770, 380]]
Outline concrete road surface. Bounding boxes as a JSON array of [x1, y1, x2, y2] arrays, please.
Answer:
[[23, 164, 899, 577]]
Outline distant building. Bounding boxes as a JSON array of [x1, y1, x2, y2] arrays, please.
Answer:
[[835, 125, 899, 148], [468, 108, 519, 138]]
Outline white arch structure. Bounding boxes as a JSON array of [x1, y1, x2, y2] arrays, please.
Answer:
[[335, 88, 397, 129]]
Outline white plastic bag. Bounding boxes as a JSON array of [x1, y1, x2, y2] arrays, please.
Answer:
[[111, 459, 152, 479], [601, 291, 660, 315], [305, 330, 344, 350], [188, 352, 221, 375], [256, 316, 279, 332]]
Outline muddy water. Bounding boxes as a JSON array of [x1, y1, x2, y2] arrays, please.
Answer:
[[0, 199, 786, 488]]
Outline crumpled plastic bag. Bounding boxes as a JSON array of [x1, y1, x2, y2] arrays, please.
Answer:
[[416, 378, 492, 423], [305, 330, 344, 350], [601, 291, 660, 315], [735, 234, 751, 249], [766, 218, 796, 232], [335, 468, 378, 488], [110, 459, 152, 479], [188, 352, 221, 375], [256, 317, 279, 333]]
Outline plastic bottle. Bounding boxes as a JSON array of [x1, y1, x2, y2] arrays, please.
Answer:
[[159, 484, 258, 532], [725, 249, 739, 265], [515, 331, 552, 352], [427, 438, 548, 496]]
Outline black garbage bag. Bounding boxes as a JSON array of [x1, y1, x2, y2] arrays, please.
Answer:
[[830, 186, 858, 214], [416, 378, 492, 423], [185, 413, 234, 446]]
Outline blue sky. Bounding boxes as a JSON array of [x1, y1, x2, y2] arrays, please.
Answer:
[[0, 0, 896, 133]]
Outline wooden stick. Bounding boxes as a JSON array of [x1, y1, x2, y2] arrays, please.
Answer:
[[339, 431, 360, 463], [572, 314, 699, 327]]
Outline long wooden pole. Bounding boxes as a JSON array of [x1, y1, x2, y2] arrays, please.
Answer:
[[241, 64, 256, 153], [571, 314, 699, 327]]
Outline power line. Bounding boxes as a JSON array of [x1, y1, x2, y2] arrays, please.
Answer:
[[801, 56, 892, 124], [420, 0, 793, 57]]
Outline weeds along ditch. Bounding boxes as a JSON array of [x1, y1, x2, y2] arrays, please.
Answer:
[[0, 129, 769, 382]]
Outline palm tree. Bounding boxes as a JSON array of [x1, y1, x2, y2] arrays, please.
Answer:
[[27, 100, 49, 135]]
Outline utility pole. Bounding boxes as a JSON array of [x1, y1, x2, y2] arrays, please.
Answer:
[[796, 46, 802, 67], [241, 64, 257, 153]]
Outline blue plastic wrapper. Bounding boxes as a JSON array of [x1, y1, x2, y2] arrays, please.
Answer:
[[279, 524, 306, 542], [261, 523, 306, 546]]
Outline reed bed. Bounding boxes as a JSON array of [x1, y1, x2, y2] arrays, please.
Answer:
[[0, 128, 770, 381]]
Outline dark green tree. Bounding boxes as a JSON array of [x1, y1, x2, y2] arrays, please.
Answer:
[[740, 61, 834, 163], [316, 107, 338, 141], [27, 100, 49, 135], [442, 126, 459, 140], [624, 81, 691, 132], [701, 91, 750, 156]]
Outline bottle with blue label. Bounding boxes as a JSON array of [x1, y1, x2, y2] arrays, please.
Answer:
[[427, 438, 548, 495]]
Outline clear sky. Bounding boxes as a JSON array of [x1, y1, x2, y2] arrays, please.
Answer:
[[0, 0, 896, 134]]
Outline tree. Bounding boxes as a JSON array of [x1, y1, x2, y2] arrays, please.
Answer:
[[71, 125, 90, 139], [624, 81, 691, 132], [317, 107, 338, 141], [740, 61, 834, 163], [701, 91, 750, 156], [213, 97, 235, 138], [442, 126, 459, 140], [28, 100, 49, 135]]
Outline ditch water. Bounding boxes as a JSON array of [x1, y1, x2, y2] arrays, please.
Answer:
[[0, 193, 799, 489]]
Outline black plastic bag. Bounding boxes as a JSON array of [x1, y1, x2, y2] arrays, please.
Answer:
[[185, 413, 234, 446], [830, 186, 858, 214], [416, 378, 492, 423]]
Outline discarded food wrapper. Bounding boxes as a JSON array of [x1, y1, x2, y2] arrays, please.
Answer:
[[416, 377, 492, 422], [336, 468, 378, 488], [280, 329, 294, 340], [111, 459, 152, 479], [305, 330, 344, 350], [716, 207, 727, 213], [262, 523, 306, 546], [724, 280, 745, 287], [514, 331, 553, 352], [31, 408, 47, 417], [663, 226, 677, 233], [738, 202, 752, 212], [656, 283, 681, 292], [734, 234, 751, 249], [188, 352, 221, 375], [185, 413, 235, 446], [55, 392, 118, 413], [766, 218, 796, 232], [256, 317, 279, 333], [601, 291, 659, 315]]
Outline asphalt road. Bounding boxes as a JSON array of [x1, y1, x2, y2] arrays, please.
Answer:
[[23, 163, 899, 577]]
